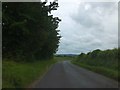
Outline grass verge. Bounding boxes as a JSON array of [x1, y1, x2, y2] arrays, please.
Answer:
[[3, 59, 56, 88], [72, 61, 119, 81]]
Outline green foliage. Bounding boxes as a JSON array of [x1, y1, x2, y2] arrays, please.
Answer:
[[2, 59, 56, 88], [73, 48, 119, 81], [77, 48, 118, 70], [72, 61, 118, 80], [2, 2, 61, 61]]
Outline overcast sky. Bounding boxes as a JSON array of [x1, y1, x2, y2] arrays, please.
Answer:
[[51, 0, 119, 54], [1, 0, 119, 54]]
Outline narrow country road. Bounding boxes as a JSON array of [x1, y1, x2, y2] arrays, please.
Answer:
[[31, 61, 118, 88]]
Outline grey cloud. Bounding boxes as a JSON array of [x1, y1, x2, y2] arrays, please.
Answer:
[[88, 2, 116, 8], [55, 1, 118, 54], [71, 2, 117, 28]]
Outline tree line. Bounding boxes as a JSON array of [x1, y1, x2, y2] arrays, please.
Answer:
[[76, 48, 119, 70], [2, 1, 61, 61]]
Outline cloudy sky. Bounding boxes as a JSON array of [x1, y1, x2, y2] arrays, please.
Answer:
[[51, 0, 119, 54], [1, 0, 119, 54]]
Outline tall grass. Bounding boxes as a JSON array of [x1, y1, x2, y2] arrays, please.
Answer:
[[72, 48, 119, 81], [3, 59, 56, 88]]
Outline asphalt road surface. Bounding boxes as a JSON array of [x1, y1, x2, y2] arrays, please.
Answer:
[[31, 61, 119, 88]]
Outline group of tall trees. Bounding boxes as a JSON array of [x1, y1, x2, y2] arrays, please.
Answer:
[[2, 1, 61, 61], [77, 48, 119, 70]]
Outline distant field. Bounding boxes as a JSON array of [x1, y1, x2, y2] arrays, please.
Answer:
[[54, 56, 77, 61], [3, 59, 56, 88]]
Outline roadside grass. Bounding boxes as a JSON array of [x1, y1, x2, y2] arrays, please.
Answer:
[[72, 61, 119, 81], [3, 59, 56, 88]]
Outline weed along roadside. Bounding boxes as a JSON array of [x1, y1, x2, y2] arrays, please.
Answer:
[[27, 60, 56, 88], [2, 59, 57, 88], [2, 1, 119, 89], [2, 1, 61, 89], [71, 48, 119, 82]]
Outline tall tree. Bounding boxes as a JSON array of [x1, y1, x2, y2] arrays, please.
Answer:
[[2, 1, 61, 61]]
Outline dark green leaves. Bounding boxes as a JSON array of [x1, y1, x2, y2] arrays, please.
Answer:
[[2, 2, 61, 61]]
